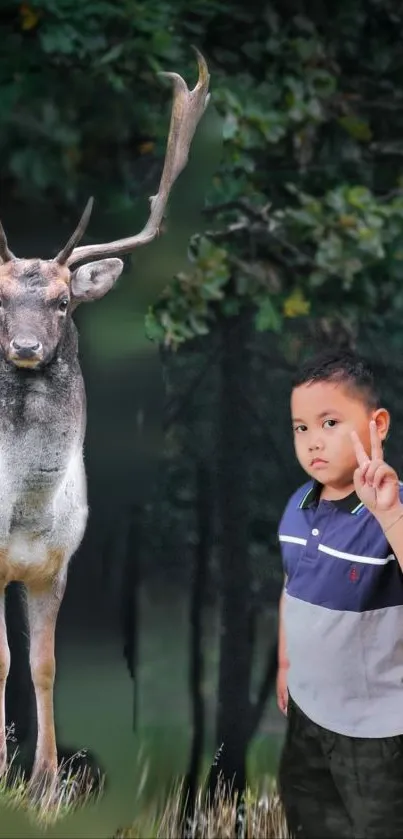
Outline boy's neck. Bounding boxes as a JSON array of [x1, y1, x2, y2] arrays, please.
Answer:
[[319, 480, 355, 502]]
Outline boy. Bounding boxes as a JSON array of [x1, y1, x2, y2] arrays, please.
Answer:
[[277, 349, 403, 838]]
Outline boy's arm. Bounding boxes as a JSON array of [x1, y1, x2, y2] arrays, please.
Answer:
[[376, 511, 403, 573], [276, 576, 289, 715], [278, 576, 289, 669]]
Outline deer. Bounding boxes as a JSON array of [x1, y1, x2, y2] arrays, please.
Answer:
[[0, 50, 210, 799]]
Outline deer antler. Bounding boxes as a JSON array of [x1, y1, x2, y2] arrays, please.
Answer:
[[57, 48, 210, 269], [55, 197, 94, 265]]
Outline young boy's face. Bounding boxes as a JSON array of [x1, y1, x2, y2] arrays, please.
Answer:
[[291, 379, 389, 491]]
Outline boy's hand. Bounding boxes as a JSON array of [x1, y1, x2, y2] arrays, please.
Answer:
[[276, 665, 288, 716], [351, 421, 401, 518]]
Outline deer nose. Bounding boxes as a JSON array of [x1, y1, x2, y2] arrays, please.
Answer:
[[10, 337, 43, 359]]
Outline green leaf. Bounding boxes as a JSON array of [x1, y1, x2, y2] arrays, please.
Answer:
[[144, 310, 166, 343], [221, 298, 241, 317], [308, 68, 337, 97], [339, 115, 373, 142], [308, 270, 328, 287], [254, 298, 281, 332], [98, 43, 124, 65], [188, 314, 209, 335], [222, 113, 239, 140], [347, 186, 372, 209]]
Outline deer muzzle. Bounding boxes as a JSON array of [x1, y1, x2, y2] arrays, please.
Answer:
[[9, 336, 44, 368]]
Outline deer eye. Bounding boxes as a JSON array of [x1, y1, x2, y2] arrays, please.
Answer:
[[58, 298, 69, 313]]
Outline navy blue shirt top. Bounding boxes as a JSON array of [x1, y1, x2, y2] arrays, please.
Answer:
[[278, 479, 403, 737]]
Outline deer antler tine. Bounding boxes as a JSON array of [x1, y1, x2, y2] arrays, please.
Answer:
[[65, 51, 210, 268], [55, 197, 94, 265], [0, 220, 15, 263], [189, 46, 210, 92], [154, 47, 210, 191], [158, 46, 209, 91]]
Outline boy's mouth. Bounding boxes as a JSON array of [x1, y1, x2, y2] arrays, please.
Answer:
[[311, 457, 328, 468]]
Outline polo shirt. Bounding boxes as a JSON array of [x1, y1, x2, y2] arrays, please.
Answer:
[[278, 478, 403, 738]]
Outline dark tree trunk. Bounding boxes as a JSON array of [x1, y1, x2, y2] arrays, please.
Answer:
[[121, 503, 143, 730], [209, 309, 254, 800], [181, 461, 212, 836]]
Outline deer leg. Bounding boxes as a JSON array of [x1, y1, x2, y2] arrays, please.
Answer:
[[26, 573, 66, 796], [0, 586, 10, 776]]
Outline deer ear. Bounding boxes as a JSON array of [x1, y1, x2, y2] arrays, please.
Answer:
[[70, 258, 124, 303]]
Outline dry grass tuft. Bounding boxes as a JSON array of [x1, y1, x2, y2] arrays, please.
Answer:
[[0, 733, 289, 837], [0, 742, 104, 827], [115, 776, 289, 838]]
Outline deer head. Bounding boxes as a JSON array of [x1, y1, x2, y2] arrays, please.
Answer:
[[0, 50, 210, 370]]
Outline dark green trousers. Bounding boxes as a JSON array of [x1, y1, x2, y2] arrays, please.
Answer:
[[278, 695, 403, 838]]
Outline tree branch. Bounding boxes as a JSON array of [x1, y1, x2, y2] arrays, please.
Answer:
[[202, 199, 317, 268]]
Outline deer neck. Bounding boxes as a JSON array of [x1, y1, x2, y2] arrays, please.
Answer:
[[0, 318, 85, 436]]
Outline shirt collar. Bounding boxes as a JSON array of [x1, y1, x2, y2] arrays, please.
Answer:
[[298, 480, 364, 515]]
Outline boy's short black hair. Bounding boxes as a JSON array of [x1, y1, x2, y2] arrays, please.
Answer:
[[292, 348, 380, 410]]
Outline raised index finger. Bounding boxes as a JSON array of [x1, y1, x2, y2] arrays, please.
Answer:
[[370, 419, 383, 461], [350, 429, 370, 467]]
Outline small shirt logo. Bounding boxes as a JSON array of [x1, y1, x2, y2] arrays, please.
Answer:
[[349, 565, 359, 582]]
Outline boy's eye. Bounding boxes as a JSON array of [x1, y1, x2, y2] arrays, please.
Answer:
[[294, 424, 307, 433], [323, 419, 337, 428]]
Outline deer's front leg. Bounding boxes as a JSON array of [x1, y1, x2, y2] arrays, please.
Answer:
[[0, 585, 10, 776], [26, 571, 66, 795]]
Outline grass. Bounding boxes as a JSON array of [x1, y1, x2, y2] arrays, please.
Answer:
[[0, 749, 289, 838], [0, 743, 104, 828], [0, 720, 287, 836], [110, 741, 289, 839], [114, 776, 289, 838]]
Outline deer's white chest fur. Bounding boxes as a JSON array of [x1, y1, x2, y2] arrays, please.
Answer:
[[0, 374, 88, 582]]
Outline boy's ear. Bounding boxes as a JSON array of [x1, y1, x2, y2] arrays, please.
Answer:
[[373, 407, 390, 442], [70, 258, 124, 304]]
